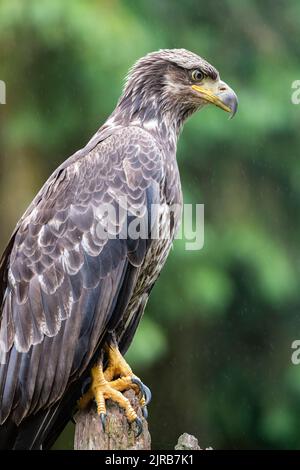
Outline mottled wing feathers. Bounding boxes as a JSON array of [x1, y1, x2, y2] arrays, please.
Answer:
[[0, 126, 163, 424]]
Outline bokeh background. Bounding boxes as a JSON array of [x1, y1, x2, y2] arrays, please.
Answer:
[[1, 0, 300, 450]]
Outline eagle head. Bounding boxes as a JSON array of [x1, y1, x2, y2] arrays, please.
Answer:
[[117, 48, 238, 132]]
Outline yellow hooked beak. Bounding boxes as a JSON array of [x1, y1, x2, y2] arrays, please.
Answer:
[[192, 81, 238, 118]]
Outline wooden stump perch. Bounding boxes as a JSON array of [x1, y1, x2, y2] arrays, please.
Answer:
[[74, 390, 151, 450], [74, 389, 210, 450]]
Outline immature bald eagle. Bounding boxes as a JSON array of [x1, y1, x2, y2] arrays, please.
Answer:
[[0, 49, 237, 449]]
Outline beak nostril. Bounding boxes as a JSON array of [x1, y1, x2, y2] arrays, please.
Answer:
[[219, 86, 227, 92]]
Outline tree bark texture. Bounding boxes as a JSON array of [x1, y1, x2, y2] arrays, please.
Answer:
[[74, 389, 151, 450]]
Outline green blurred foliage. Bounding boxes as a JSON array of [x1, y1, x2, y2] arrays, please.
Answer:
[[1, 0, 300, 450]]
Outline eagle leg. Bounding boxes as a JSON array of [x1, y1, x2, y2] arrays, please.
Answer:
[[104, 342, 151, 407], [78, 343, 151, 437]]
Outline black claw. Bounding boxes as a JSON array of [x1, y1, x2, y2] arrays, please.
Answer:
[[133, 417, 143, 437], [100, 413, 107, 432], [142, 406, 148, 420], [81, 377, 91, 395], [131, 376, 144, 395], [142, 383, 152, 406], [131, 377, 152, 406]]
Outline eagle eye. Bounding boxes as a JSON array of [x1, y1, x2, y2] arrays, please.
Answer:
[[191, 69, 205, 82]]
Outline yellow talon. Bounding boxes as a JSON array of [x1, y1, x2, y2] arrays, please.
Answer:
[[78, 342, 151, 433]]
